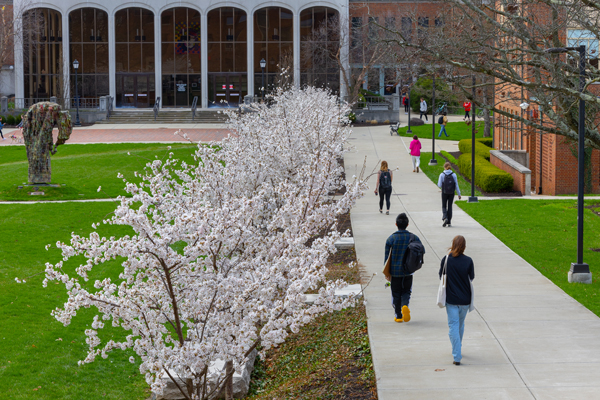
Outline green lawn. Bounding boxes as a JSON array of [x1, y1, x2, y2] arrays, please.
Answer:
[[419, 152, 482, 197], [0, 202, 149, 399], [459, 200, 600, 316], [398, 121, 491, 141], [0, 143, 197, 201]]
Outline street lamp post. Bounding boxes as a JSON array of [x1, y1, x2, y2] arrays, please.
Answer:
[[429, 75, 438, 165], [260, 58, 266, 102], [545, 45, 591, 283], [468, 75, 478, 202], [407, 83, 412, 134], [73, 59, 81, 127]]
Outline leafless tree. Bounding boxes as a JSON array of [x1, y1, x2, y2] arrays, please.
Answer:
[[301, 11, 399, 105], [377, 0, 600, 148]]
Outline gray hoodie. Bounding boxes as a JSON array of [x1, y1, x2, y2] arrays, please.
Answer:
[[437, 169, 461, 196]]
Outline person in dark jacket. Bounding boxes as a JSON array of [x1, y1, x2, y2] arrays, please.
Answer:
[[385, 213, 422, 323], [375, 160, 393, 215], [439, 235, 475, 365]]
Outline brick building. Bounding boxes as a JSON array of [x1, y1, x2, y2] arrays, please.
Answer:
[[493, 16, 600, 195]]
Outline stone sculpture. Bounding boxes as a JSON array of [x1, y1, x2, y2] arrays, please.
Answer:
[[22, 102, 73, 184]]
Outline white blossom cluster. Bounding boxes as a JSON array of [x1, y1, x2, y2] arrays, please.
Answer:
[[43, 87, 366, 400]]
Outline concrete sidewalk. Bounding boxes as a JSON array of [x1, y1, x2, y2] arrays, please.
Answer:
[[346, 125, 600, 400]]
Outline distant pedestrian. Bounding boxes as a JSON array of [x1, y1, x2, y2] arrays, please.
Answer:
[[437, 162, 461, 227], [403, 95, 409, 114], [438, 112, 449, 138], [409, 135, 421, 173], [375, 160, 393, 215], [439, 235, 475, 365], [385, 213, 422, 322], [463, 100, 471, 120], [0, 117, 4, 140], [419, 98, 428, 121]]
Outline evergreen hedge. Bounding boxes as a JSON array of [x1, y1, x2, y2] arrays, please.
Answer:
[[457, 153, 513, 192], [458, 139, 493, 160]]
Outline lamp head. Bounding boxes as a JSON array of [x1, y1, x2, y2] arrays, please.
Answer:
[[544, 47, 568, 54], [519, 102, 530, 110], [73, 59, 79, 69], [260, 58, 266, 69]]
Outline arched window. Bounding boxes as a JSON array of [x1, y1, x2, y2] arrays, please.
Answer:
[[161, 7, 201, 108], [114, 8, 155, 108], [69, 8, 109, 106], [254, 7, 293, 95], [207, 7, 247, 106], [300, 7, 340, 94], [22, 8, 63, 102]]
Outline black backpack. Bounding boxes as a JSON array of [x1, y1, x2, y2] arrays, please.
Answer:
[[380, 171, 391, 189], [402, 233, 426, 274], [442, 172, 456, 194], [438, 115, 444, 124]]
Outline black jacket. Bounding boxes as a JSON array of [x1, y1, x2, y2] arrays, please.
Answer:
[[439, 254, 475, 306]]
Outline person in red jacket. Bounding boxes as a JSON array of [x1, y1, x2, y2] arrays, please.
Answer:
[[463, 101, 471, 121]]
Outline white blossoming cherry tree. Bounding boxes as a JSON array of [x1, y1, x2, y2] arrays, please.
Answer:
[[44, 87, 366, 400]]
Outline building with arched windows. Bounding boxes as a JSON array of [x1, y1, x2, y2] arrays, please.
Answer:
[[12, 0, 350, 110]]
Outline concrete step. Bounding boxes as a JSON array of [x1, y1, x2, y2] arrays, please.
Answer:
[[98, 110, 228, 124]]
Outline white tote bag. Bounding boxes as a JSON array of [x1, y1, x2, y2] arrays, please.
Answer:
[[436, 254, 450, 308], [469, 279, 476, 312]]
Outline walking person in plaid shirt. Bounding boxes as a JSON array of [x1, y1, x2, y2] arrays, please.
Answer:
[[384, 213, 423, 323]]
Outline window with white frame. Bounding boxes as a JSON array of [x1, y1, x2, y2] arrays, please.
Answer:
[[567, 29, 599, 59]]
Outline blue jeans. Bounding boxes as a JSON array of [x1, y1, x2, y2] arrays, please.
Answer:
[[446, 304, 469, 362], [438, 125, 448, 137]]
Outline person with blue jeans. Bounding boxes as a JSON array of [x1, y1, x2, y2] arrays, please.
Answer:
[[438, 112, 448, 137], [384, 213, 422, 323], [439, 235, 475, 365]]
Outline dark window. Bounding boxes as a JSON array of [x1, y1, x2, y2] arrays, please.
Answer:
[[300, 7, 340, 94], [160, 7, 201, 107], [401, 17, 412, 42], [68, 8, 110, 102], [23, 8, 63, 100], [254, 7, 294, 95]]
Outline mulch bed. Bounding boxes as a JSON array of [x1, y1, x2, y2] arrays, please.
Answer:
[[247, 204, 377, 399]]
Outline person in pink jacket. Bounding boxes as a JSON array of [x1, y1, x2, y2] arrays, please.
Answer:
[[409, 135, 422, 173]]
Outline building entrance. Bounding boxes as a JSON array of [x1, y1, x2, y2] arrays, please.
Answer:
[[116, 74, 156, 108], [208, 74, 247, 107]]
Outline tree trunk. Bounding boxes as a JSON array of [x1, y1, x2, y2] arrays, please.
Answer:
[[224, 361, 234, 400]]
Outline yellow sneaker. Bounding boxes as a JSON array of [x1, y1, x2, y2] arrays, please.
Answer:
[[394, 318, 404, 323], [402, 306, 411, 322]]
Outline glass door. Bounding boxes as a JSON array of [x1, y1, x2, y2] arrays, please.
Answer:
[[123, 76, 135, 107], [116, 74, 155, 108], [137, 76, 149, 108]]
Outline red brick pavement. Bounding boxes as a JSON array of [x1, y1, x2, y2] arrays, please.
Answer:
[[1, 128, 232, 145]]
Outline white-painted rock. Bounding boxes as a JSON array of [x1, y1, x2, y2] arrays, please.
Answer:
[[304, 284, 363, 304], [153, 349, 257, 400], [334, 237, 355, 250]]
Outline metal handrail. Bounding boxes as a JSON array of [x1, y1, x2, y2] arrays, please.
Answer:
[[106, 96, 113, 120], [154, 97, 160, 121], [191, 96, 198, 121]]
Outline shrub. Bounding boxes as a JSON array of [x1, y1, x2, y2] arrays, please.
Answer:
[[347, 112, 356, 123], [458, 139, 494, 160], [457, 153, 513, 192], [5, 114, 16, 125], [476, 138, 493, 148], [441, 150, 458, 164]]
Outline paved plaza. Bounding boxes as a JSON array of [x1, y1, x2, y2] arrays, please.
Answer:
[[347, 124, 600, 400], [0, 124, 230, 145]]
